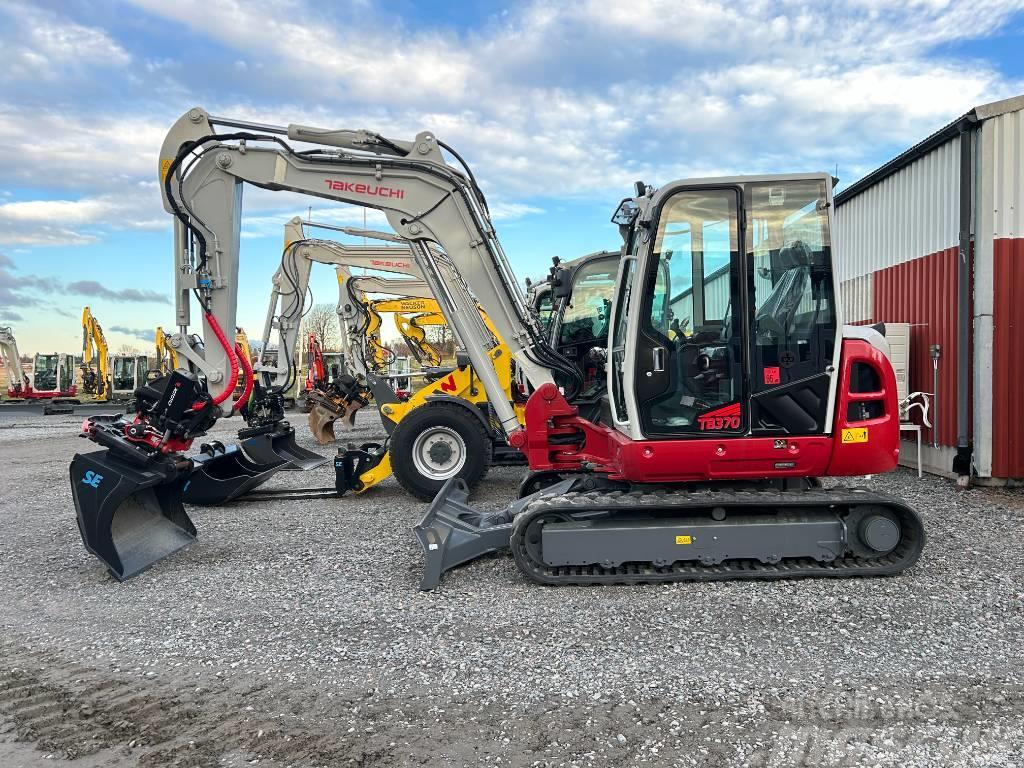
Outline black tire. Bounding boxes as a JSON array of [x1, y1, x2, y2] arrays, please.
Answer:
[[389, 402, 492, 501]]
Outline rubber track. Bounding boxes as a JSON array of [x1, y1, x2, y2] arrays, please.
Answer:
[[510, 486, 925, 585]]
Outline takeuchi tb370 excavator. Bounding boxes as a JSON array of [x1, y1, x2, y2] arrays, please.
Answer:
[[70, 107, 924, 587]]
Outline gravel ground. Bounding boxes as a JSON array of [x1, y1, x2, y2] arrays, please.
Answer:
[[0, 406, 1022, 767]]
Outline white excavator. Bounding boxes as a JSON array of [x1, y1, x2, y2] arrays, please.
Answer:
[[1, 326, 78, 402], [0, 326, 29, 398], [70, 107, 923, 589]]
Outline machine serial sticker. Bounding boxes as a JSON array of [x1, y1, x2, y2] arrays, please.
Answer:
[[675, 535, 692, 545], [841, 428, 869, 444]]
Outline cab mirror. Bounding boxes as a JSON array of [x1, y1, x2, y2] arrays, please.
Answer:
[[551, 267, 573, 299], [611, 198, 639, 226]]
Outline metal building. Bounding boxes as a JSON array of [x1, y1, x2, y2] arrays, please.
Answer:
[[834, 94, 1024, 483]]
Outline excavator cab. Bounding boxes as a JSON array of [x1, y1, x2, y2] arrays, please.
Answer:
[[419, 174, 921, 588], [618, 178, 838, 438]]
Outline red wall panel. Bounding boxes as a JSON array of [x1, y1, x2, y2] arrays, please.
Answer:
[[992, 238, 1024, 478], [872, 248, 961, 448]]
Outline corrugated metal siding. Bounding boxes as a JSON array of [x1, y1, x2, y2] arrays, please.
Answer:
[[834, 137, 961, 281], [872, 247, 961, 448], [991, 240, 1024, 477], [840, 275, 872, 323], [975, 104, 1024, 478], [987, 109, 1024, 238]]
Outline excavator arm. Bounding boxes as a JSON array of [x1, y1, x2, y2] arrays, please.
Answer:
[[81, 307, 109, 401], [0, 326, 28, 396], [154, 326, 179, 375], [159, 108, 571, 438], [254, 217, 467, 389]]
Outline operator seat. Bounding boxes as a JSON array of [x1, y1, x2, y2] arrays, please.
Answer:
[[754, 240, 812, 340]]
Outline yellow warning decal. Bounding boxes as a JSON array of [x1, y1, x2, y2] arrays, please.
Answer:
[[841, 428, 869, 444], [675, 535, 692, 545], [160, 159, 172, 182]]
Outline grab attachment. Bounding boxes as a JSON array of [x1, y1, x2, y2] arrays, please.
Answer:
[[238, 422, 329, 471], [308, 401, 354, 445], [413, 477, 578, 590], [182, 441, 285, 506], [71, 449, 195, 581]]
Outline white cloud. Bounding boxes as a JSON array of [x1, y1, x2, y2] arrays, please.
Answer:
[[0, 184, 165, 247], [3, 0, 1023, 253], [0, 107, 172, 191], [0, 0, 130, 83]]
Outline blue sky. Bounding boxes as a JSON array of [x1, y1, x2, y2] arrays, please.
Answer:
[[1, 0, 1023, 353]]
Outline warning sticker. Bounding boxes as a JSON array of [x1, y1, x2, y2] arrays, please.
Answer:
[[841, 428, 869, 444], [160, 158, 172, 182], [675, 535, 692, 545], [763, 366, 781, 385]]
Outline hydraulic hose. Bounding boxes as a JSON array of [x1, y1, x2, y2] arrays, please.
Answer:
[[204, 311, 239, 406], [232, 342, 254, 413]]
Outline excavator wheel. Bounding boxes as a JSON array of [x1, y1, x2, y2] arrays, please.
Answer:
[[388, 402, 492, 502]]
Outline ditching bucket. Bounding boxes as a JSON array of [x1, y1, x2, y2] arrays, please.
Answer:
[[71, 449, 195, 581], [182, 443, 284, 506], [240, 424, 329, 472]]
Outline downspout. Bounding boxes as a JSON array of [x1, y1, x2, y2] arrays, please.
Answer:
[[954, 117, 977, 483]]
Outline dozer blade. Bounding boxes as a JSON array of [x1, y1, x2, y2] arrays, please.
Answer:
[[413, 477, 578, 590], [240, 425, 329, 472], [182, 444, 284, 506], [308, 402, 341, 445], [71, 449, 195, 581]]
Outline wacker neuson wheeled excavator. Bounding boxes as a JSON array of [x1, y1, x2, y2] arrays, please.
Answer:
[[70, 107, 923, 587], [258, 223, 527, 498]]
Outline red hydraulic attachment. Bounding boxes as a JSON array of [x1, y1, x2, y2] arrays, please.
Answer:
[[305, 334, 326, 392], [507, 338, 899, 483]]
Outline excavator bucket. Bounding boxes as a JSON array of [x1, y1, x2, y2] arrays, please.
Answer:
[[413, 477, 578, 590], [71, 449, 195, 581], [239, 425, 329, 471], [182, 443, 284, 506]]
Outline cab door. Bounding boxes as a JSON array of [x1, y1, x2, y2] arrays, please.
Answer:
[[633, 187, 747, 437], [744, 179, 839, 435]]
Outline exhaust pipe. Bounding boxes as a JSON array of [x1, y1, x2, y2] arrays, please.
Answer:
[[71, 449, 195, 580]]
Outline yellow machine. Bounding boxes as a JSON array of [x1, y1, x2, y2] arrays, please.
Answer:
[[397, 312, 446, 368], [368, 297, 445, 369], [81, 306, 109, 401], [335, 294, 525, 499], [154, 326, 179, 375]]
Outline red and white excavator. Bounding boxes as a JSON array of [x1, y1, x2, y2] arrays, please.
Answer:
[[1, 326, 78, 401], [70, 107, 923, 587]]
